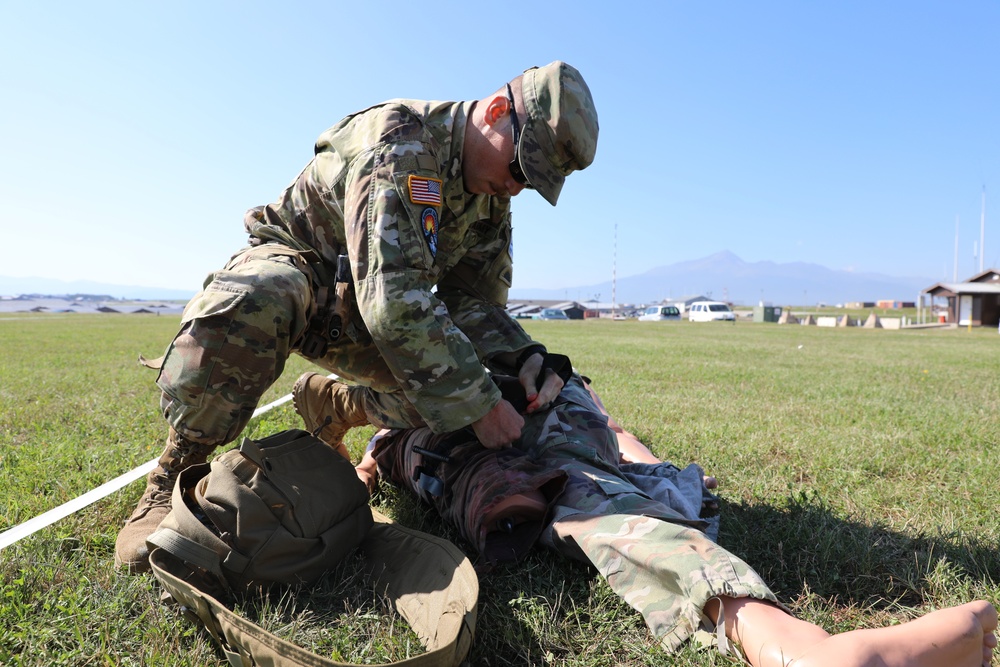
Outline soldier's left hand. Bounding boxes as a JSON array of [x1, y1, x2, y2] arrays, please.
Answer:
[[519, 352, 564, 413]]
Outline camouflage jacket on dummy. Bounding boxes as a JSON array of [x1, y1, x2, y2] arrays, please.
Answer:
[[373, 374, 719, 568], [248, 100, 535, 432]]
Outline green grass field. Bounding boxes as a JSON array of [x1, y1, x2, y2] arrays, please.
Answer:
[[1, 314, 998, 666]]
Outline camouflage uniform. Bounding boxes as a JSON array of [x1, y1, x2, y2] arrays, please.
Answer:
[[155, 61, 599, 448], [373, 375, 779, 654]]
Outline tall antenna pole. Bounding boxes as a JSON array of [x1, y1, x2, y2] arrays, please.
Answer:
[[612, 222, 617, 319], [954, 215, 960, 282], [980, 185, 986, 272]]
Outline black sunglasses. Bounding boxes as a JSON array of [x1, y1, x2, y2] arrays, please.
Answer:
[[506, 83, 533, 189]]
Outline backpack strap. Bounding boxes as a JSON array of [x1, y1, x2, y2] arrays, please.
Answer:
[[147, 527, 226, 582], [149, 507, 477, 667]]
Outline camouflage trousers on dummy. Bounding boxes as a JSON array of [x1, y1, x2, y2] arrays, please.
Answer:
[[550, 512, 775, 653], [154, 243, 425, 448], [371, 374, 779, 654]]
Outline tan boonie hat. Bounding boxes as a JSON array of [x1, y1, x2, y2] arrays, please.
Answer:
[[517, 61, 599, 206]]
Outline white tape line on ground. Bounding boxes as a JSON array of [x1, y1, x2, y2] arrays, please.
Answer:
[[0, 459, 159, 551], [0, 388, 300, 551]]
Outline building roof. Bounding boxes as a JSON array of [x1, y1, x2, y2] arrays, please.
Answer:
[[924, 282, 1000, 296], [966, 269, 1000, 284], [923, 268, 1000, 296]]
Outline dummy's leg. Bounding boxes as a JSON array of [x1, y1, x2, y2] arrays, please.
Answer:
[[115, 247, 311, 572], [550, 513, 996, 665], [708, 595, 996, 667], [549, 512, 779, 653]]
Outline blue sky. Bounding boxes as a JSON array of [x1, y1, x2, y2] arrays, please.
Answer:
[[2, 1, 997, 295]]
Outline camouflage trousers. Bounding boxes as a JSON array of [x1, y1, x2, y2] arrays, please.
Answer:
[[550, 512, 776, 654], [155, 244, 424, 447]]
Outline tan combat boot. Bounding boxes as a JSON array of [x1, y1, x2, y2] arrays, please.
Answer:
[[114, 429, 216, 573], [292, 372, 369, 459]]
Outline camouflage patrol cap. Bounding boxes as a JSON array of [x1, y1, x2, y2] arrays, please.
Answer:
[[517, 61, 599, 206]]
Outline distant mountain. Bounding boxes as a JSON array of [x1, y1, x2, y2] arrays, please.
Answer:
[[0, 275, 196, 301], [4, 253, 937, 307], [509, 251, 936, 306]]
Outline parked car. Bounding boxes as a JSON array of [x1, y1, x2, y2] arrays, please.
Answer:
[[638, 305, 681, 321], [688, 301, 735, 322], [533, 308, 569, 320]]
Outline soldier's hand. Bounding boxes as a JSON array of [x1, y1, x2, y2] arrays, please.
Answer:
[[519, 352, 565, 413], [472, 399, 524, 449]]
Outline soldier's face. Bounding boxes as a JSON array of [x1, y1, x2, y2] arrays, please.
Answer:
[[464, 103, 530, 199]]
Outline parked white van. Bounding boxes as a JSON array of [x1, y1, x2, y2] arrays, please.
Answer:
[[688, 301, 735, 322], [638, 305, 681, 321]]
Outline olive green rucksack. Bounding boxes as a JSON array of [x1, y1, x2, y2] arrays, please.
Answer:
[[146, 429, 478, 667]]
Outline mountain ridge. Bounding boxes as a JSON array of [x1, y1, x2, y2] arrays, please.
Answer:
[[510, 252, 937, 306]]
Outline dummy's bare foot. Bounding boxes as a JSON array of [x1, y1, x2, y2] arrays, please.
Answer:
[[788, 601, 997, 667], [701, 475, 720, 515]]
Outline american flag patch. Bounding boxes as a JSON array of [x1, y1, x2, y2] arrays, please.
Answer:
[[408, 175, 443, 206]]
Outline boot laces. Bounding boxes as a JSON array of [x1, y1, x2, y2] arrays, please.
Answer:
[[144, 469, 179, 509], [144, 485, 174, 509]]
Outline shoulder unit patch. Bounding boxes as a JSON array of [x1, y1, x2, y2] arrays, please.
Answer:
[[421, 207, 439, 257]]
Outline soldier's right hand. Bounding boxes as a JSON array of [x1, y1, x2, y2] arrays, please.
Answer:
[[472, 399, 524, 449]]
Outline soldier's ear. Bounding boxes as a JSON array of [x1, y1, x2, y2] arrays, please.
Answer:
[[483, 94, 510, 127]]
